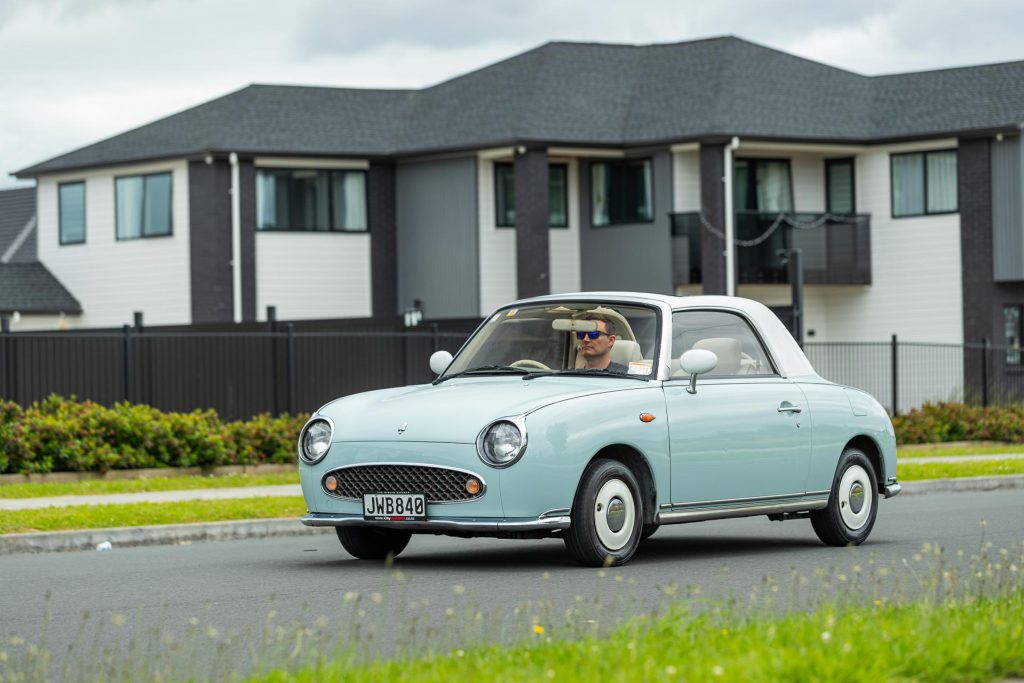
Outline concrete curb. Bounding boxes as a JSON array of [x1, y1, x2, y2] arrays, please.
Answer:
[[0, 518, 329, 555], [2, 476, 1022, 556]]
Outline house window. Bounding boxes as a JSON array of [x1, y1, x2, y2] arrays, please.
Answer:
[[256, 168, 367, 232], [591, 159, 653, 226], [826, 158, 855, 214], [734, 159, 793, 212], [1006, 305, 1023, 366], [891, 150, 958, 218], [115, 173, 172, 239], [58, 181, 86, 245], [493, 163, 569, 228]]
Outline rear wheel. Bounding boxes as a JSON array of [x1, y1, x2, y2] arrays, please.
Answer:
[[336, 526, 412, 560], [810, 448, 878, 546], [564, 459, 644, 566]]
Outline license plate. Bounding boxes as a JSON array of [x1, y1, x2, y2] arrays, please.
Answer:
[[363, 493, 426, 521]]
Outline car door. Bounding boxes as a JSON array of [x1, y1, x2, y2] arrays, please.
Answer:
[[663, 309, 812, 506]]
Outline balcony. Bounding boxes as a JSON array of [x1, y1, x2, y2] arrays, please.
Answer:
[[670, 211, 872, 286]]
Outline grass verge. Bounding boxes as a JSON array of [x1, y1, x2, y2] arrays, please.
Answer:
[[0, 496, 304, 535], [899, 458, 1024, 481], [899, 441, 1024, 458], [0, 472, 298, 499], [246, 593, 1024, 683]]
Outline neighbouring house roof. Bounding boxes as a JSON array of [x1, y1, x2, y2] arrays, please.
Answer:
[[0, 263, 81, 314], [16, 36, 1024, 176], [0, 187, 82, 315], [0, 187, 37, 263]]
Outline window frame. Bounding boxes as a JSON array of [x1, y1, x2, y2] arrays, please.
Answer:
[[668, 308, 780, 379], [589, 158, 655, 228], [255, 167, 369, 233], [58, 180, 86, 246], [890, 149, 959, 219], [493, 162, 570, 229], [825, 157, 856, 215], [114, 171, 174, 241], [1005, 304, 1023, 367]]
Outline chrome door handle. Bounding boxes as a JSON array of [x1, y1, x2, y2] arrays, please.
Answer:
[[778, 404, 802, 413]]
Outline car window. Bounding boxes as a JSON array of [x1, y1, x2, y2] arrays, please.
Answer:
[[670, 310, 775, 377], [443, 303, 659, 378]]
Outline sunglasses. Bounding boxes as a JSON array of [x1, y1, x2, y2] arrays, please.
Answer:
[[576, 330, 612, 340]]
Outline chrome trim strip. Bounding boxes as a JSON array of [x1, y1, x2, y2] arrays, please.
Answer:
[[321, 462, 488, 505], [883, 482, 902, 499], [666, 491, 811, 509], [539, 508, 571, 518], [301, 513, 571, 533], [656, 499, 828, 525]]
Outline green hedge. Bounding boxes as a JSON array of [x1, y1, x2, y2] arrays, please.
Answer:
[[0, 396, 306, 475], [893, 401, 1024, 444]]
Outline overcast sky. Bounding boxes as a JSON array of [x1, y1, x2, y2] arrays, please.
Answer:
[[3, 0, 1023, 188]]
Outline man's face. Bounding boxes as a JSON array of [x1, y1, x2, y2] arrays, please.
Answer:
[[579, 320, 615, 362]]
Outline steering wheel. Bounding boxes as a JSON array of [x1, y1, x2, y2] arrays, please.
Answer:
[[510, 359, 552, 371]]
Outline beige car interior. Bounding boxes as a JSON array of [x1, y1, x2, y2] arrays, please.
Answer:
[[670, 335, 761, 377]]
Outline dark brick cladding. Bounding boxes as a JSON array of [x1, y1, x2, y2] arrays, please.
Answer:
[[514, 147, 550, 299], [368, 162, 397, 317], [958, 137, 1024, 397], [699, 143, 727, 295]]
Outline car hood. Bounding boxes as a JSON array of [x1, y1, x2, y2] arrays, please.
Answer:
[[316, 376, 646, 444]]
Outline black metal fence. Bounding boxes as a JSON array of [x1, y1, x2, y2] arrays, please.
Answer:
[[1, 326, 1020, 419], [0, 326, 472, 421]]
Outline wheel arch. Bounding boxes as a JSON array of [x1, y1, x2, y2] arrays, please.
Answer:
[[574, 444, 658, 527], [845, 435, 884, 487]]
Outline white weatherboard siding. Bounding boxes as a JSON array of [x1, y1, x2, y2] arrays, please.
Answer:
[[477, 155, 581, 316], [36, 161, 191, 328], [255, 233, 371, 320]]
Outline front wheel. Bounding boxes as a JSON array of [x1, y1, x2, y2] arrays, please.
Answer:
[[810, 448, 878, 546], [336, 526, 412, 560], [564, 459, 644, 567]]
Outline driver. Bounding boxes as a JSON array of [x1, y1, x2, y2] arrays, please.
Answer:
[[577, 313, 628, 373]]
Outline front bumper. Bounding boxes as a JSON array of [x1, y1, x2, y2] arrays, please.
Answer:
[[301, 512, 570, 536]]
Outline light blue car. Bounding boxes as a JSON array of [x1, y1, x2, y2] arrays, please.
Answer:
[[299, 293, 900, 566]]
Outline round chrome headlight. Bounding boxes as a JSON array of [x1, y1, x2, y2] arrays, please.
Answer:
[[299, 418, 334, 464], [477, 418, 526, 468]]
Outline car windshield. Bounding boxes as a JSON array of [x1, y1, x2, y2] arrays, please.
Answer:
[[441, 302, 659, 380]]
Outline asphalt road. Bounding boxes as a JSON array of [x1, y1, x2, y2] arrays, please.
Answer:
[[2, 489, 1022, 677]]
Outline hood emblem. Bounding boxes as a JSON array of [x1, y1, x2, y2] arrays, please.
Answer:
[[397, 422, 408, 435]]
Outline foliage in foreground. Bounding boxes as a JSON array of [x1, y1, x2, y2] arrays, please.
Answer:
[[1, 540, 1021, 683], [0, 396, 306, 475]]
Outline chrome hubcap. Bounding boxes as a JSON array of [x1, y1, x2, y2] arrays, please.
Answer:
[[594, 479, 635, 551], [838, 464, 872, 530]]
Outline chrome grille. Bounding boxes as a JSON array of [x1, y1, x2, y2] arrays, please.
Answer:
[[326, 464, 483, 502]]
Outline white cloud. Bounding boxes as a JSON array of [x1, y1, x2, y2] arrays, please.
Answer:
[[2, 0, 1023, 188]]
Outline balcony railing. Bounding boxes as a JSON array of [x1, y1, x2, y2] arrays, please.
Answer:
[[670, 211, 872, 286]]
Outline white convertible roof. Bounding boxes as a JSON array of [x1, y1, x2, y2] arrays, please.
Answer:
[[513, 291, 820, 380]]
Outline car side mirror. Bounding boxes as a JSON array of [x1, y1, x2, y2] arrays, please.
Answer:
[[680, 349, 718, 394], [429, 350, 453, 376]]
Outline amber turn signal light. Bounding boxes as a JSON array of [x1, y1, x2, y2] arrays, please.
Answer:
[[465, 478, 482, 495], [639, 413, 656, 423], [324, 475, 339, 492]]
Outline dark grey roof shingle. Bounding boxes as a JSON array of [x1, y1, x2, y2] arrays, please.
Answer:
[[16, 37, 1024, 176], [0, 187, 37, 263], [0, 262, 81, 314]]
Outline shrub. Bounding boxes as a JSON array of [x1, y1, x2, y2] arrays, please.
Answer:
[[893, 401, 1024, 444], [0, 395, 303, 475]]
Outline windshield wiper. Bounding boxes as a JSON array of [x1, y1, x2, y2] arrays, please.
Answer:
[[522, 369, 649, 381], [433, 365, 533, 385]]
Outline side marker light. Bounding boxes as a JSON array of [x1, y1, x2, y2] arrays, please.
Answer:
[[639, 413, 656, 423]]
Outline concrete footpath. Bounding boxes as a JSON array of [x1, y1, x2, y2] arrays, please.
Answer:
[[1, 471, 1023, 556]]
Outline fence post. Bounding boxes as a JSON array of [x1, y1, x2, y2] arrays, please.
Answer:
[[890, 334, 898, 416], [981, 337, 989, 408], [431, 322, 440, 353], [285, 323, 295, 415], [267, 307, 279, 415], [122, 324, 133, 402], [0, 315, 10, 402]]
